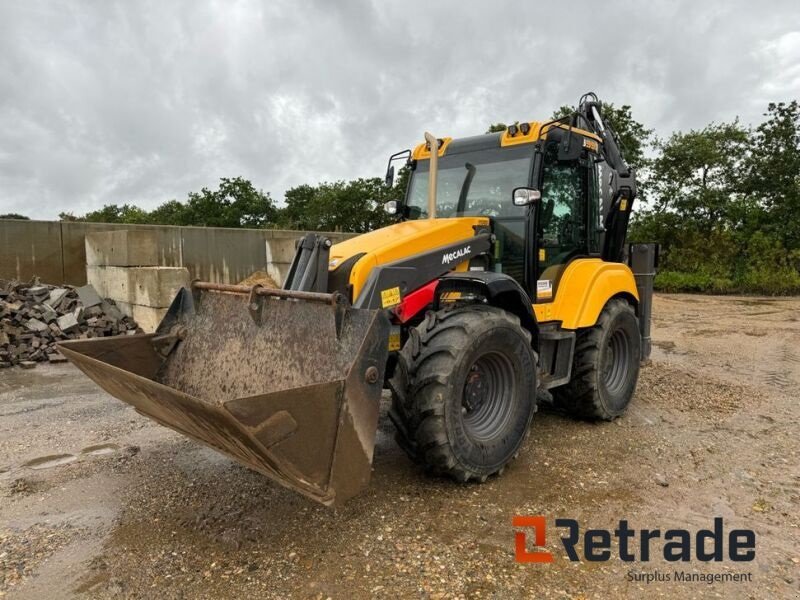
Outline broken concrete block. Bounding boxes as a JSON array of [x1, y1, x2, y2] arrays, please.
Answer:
[[73, 305, 84, 322], [49, 287, 69, 307], [100, 301, 123, 323], [3, 300, 22, 312], [19, 360, 37, 369], [25, 318, 49, 332], [27, 285, 49, 298], [84, 305, 103, 318], [40, 303, 58, 322], [57, 313, 80, 333], [47, 352, 68, 363], [76, 284, 103, 308]]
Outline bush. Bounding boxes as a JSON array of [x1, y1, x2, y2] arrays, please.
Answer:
[[655, 271, 735, 294], [737, 268, 800, 295], [654, 269, 800, 295]]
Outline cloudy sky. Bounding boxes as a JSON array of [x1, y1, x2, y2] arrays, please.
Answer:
[[1, 1, 799, 220]]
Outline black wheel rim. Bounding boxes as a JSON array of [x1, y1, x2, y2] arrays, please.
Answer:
[[461, 351, 516, 442], [603, 328, 631, 395]]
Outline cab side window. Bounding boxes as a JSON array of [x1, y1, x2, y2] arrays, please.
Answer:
[[536, 142, 589, 300]]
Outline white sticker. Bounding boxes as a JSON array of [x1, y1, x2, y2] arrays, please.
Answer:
[[537, 279, 553, 299]]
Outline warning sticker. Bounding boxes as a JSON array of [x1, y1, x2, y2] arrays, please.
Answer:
[[537, 279, 553, 300], [583, 138, 599, 152], [380, 286, 401, 308], [619, 198, 628, 212], [388, 329, 401, 351], [439, 291, 463, 302]]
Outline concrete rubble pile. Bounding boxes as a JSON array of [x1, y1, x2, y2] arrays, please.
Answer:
[[0, 278, 141, 369]]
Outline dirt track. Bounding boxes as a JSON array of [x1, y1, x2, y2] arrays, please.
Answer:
[[1, 294, 798, 599]]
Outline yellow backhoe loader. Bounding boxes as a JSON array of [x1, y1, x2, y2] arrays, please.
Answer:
[[60, 93, 657, 507]]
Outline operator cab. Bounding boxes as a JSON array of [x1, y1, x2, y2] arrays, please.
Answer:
[[393, 125, 604, 304]]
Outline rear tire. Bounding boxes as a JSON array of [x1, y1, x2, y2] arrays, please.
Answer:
[[388, 305, 536, 482], [553, 298, 641, 420]]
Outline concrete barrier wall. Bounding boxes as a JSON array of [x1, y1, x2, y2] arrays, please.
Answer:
[[0, 220, 65, 283], [0, 219, 355, 286]]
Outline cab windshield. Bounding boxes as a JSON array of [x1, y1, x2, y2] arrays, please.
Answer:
[[406, 145, 533, 219]]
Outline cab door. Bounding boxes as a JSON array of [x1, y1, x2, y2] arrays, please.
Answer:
[[534, 139, 601, 303]]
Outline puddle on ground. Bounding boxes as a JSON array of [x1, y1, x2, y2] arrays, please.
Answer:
[[653, 340, 676, 352], [23, 454, 77, 470], [81, 444, 120, 456]]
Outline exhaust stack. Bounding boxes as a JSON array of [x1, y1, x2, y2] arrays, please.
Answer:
[[424, 131, 439, 219]]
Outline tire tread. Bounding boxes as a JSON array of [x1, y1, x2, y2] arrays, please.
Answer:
[[552, 298, 638, 420], [389, 304, 534, 482]]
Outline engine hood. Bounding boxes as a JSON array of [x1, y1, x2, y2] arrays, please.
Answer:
[[329, 217, 489, 301]]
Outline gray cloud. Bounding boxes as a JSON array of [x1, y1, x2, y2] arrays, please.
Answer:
[[0, 0, 798, 219]]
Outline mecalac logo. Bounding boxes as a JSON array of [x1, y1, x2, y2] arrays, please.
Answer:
[[442, 245, 471, 265], [513, 517, 756, 563]]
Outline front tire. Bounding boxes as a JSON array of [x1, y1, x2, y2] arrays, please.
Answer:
[[389, 305, 536, 482], [553, 298, 641, 420]]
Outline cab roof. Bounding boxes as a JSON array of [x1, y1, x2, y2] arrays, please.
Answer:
[[411, 121, 601, 160]]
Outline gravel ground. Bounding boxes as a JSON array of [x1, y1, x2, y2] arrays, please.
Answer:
[[0, 294, 798, 599]]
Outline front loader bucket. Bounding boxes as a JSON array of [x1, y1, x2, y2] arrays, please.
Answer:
[[59, 284, 390, 507]]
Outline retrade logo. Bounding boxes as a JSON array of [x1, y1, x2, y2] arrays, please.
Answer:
[[512, 516, 553, 563], [513, 517, 756, 564]]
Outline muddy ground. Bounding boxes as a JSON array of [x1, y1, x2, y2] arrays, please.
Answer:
[[1, 294, 798, 599]]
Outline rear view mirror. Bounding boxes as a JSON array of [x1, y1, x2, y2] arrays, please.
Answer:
[[512, 187, 541, 207], [385, 165, 395, 187], [384, 200, 398, 215]]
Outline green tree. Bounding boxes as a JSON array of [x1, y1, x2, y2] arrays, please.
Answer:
[[629, 121, 748, 280], [485, 122, 517, 134], [145, 200, 190, 226], [742, 101, 800, 249], [0, 213, 30, 220], [646, 121, 749, 227], [184, 177, 277, 228], [392, 164, 411, 201], [81, 204, 150, 224], [61, 178, 277, 228], [301, 178, 395, 233], [630, 102, 800, 294], [277, 168, 408, 232], [277, 184, 317, 229]]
